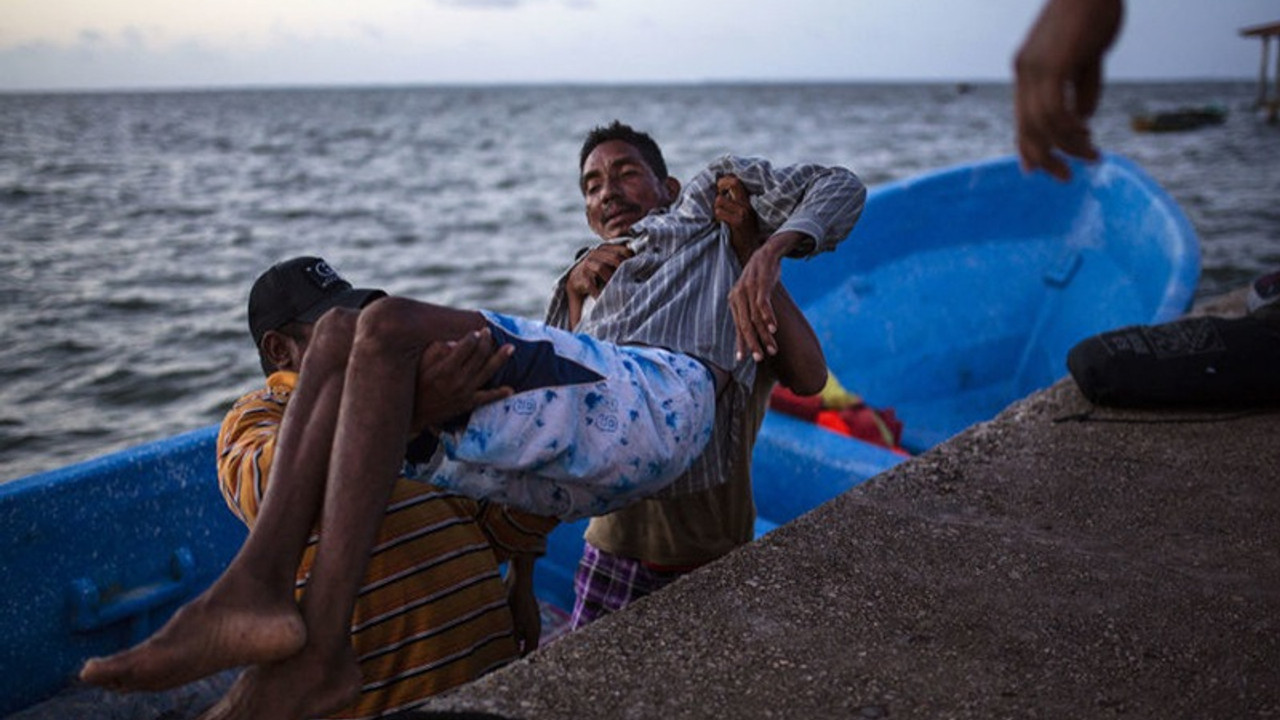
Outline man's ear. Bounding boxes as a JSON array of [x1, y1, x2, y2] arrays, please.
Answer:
[[663, 176, 681, 202], [260, 330, 297, 372]]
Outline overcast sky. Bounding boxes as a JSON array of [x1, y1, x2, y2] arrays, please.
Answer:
[[2, 0, 1276, 92]]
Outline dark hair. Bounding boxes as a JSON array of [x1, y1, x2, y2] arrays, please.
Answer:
[[578, 120, 668, 182]]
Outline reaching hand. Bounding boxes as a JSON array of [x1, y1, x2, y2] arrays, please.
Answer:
[[410, 328, 514, 435], [1013, 0, 1123, 180]]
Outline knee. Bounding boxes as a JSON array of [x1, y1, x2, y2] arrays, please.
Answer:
[[352, 296, 424, 355], [312, 307, 358, 343], [307, 307, 359, 363]]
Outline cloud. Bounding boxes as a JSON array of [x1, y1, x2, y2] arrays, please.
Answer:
[[77, 29, 107, 46], [0, 0, 1262, 91], [356, 23, 386, 41], [436, 0, 594, 9], [438, 0, 526, 7]]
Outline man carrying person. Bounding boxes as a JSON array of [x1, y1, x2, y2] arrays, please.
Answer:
[[550, 121, 866, 626], [80, 125, 864, 719], [190, 256, 559, 718]]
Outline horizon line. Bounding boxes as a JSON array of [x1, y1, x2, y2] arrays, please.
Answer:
[[0, 75, 1259, 96]]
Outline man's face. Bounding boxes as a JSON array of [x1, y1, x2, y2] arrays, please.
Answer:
[[581, 139, 675, 240]]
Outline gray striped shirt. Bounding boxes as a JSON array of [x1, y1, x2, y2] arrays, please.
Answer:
[[546, 154, 866, 496]]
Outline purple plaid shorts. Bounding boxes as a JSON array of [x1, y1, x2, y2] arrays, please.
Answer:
[[570, 542, 689, 629]]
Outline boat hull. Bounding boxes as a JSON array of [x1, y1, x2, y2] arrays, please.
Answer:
[[776, 153, 1199, 453]]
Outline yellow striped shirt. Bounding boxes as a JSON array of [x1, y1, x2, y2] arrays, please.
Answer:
[[216, 371, 556, 718]]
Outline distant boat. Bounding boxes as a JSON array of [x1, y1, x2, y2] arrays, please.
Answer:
[[0, 153, 1202, 717], [1131, 105, 1228, 133]]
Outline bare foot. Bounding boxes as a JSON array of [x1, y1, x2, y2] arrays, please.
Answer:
[[198, 643, 363, 720], [79, 583, 306, 693]]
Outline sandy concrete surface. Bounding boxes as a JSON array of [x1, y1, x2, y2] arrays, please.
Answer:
[[408, 371, 1279, 719]]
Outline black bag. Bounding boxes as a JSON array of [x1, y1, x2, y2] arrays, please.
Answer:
[[1067, 315, 1280, 407]]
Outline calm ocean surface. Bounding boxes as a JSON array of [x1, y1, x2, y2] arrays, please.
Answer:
[[2, 81, 1277, 481]]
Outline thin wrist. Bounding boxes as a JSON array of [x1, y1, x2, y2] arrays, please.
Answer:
[[762, 232, 802, 261]]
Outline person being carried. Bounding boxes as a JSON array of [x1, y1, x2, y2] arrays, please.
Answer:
[[80, 127, 860, 719], [85, 264, 711, 719], [552, 121, 866, 627]]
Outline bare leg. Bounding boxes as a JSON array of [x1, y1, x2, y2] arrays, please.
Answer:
[[80, 310, 361, 692], [198, 299, 488, 720]]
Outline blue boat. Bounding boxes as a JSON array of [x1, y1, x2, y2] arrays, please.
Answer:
[[0, 153, 1199, 716]]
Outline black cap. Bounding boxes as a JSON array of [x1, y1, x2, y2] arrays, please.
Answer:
[[248, 256, 385, 346]]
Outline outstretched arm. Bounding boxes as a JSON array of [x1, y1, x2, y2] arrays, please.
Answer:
[[1014, 0, 1124, 180]]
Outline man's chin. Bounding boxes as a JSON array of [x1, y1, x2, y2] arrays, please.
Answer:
[[605, 218, 636, 237]]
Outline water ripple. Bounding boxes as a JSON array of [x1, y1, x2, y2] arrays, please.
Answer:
[[1, 82, 1276, 481]]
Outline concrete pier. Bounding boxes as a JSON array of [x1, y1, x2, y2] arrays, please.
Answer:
[[414, 310, 1279, 718]]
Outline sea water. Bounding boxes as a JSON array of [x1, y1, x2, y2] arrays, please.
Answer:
[[2, 81, 1277, 481]]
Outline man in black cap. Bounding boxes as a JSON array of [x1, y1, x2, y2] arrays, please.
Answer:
[[245, 257, 384, 372], [84, 256, 557, 718]]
